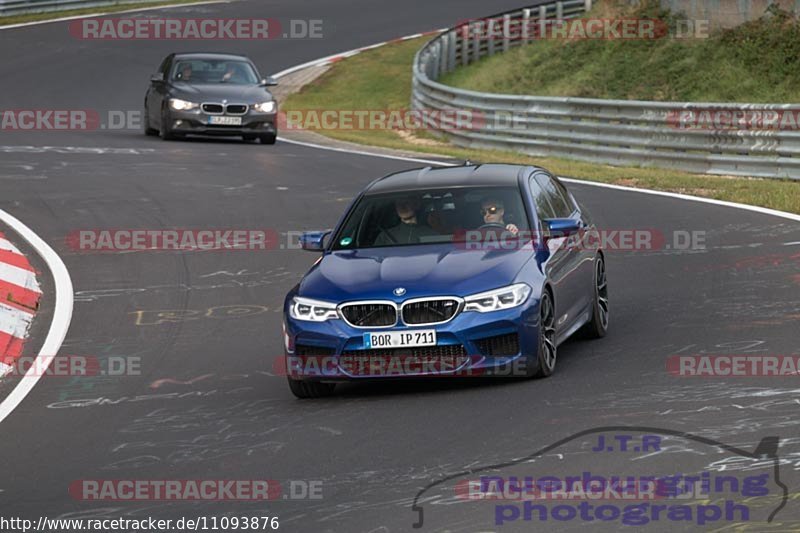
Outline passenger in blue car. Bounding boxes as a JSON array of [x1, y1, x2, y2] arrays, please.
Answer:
[[374, 197, 438, 246]]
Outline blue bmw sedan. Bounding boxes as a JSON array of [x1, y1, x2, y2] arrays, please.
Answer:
[[283, 164, 608, 398]]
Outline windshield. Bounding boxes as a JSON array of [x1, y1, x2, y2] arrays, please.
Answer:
[[172, 59, 259, 84], [331, 186, 530, 250]]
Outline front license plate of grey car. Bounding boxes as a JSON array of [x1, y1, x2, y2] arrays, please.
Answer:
[[364, 330, 436, 349], [209, 116, 242, 125]]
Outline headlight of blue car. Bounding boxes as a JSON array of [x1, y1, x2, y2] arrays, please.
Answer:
[[290, 296, 339, 321], [464, 283, 531, 312]]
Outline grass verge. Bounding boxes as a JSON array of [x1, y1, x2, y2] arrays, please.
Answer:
[[0, 0, 218, 26], [442, 0, 800, 103], [283, 36, 800, 215]]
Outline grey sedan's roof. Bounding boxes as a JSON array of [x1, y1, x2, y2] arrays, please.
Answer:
[[173, 52, 252, 61], [366, 164, 539, 194]]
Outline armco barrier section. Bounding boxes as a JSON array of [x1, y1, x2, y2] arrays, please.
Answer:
[[411, 0, 800, 179]]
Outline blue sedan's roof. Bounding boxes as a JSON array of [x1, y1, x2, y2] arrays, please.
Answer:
[[366, 164, 538, 194]]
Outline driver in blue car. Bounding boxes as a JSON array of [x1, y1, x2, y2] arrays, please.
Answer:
[[480, 197, 519, 235], [374, 197, 438, 246]]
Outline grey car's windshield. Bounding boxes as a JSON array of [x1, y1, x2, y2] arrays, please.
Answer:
[[172, 59, 259, 84], [331, 186, 530, 250]]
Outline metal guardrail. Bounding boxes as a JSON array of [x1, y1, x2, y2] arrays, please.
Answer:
[[411, 1, 800, 179], [0, 0, 169, 17]]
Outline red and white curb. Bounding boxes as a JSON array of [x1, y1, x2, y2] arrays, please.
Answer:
[[0, 208, 72, 425], [0, 232, 41, 376]]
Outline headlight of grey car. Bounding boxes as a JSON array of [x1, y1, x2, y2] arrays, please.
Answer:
[[253, 101, 276, 113], [169, 98, 199, 111]]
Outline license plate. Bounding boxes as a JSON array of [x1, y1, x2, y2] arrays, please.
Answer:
[[364, 330, 437, 349], [208, 116, 242, 126]]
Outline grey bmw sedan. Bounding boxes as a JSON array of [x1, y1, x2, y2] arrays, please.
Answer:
[[144, 52, 279, 144]]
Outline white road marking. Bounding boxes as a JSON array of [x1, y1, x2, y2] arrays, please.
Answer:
[[0, 146, 155, 155], [0, 208, 73, 425], [0, 0, 230, 30]]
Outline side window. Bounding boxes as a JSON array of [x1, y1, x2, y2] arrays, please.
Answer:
[[533, 173, 573, 218], [528, 175, 557, 221]]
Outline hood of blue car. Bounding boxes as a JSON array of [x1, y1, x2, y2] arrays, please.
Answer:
[[298, 243, 534, 302]]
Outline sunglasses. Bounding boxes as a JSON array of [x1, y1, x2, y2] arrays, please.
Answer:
[[481, 206, 501, 215]]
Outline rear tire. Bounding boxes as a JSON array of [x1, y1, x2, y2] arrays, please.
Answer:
[[581, 254, 609, 339], [260, 133, 277, 145], [528, 290, 557, 378], [287, 377, 336, 399]]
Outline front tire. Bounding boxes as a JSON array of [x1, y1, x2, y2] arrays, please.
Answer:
[[160, 106, 176, 140], [287, 377, 336, 399], [581, 254, 609, 339], [529, 290, 557, 378], [143, 105, 158, 136]]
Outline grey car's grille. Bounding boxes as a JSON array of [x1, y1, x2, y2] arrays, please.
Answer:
[[202, 103, 223, 114], [340, 303, 397, 327], [401, 299, 461, 325], [226, 104, 248, 115]]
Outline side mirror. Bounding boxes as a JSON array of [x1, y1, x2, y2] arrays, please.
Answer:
[[299, 230, 331, 252], [259, 76, 278, 87], [543, 218, 582, 239], [150, 73, 164, 83]]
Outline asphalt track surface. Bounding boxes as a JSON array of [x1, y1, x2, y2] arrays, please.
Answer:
[[0, 1, 799, 531]]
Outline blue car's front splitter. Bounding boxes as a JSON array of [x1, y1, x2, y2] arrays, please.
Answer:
[[283, 303, 541, 381]]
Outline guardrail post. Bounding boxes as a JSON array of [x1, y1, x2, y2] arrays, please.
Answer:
[[447, 31, 457, 72], [488, 19, 496, 55], [522, 8, 531, 42], [503, 14, 511, 52], [440, 33, 449, 75], [461, 23, 470, 66], [472, 21, 482, 61], [584, 0, 592, 11], [556, 1, 564, 20]]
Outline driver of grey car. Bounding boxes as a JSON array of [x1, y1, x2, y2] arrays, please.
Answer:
[[374, 197, 438, 246], [480, 197, 519, 235], [176, 63, 192, 81]]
